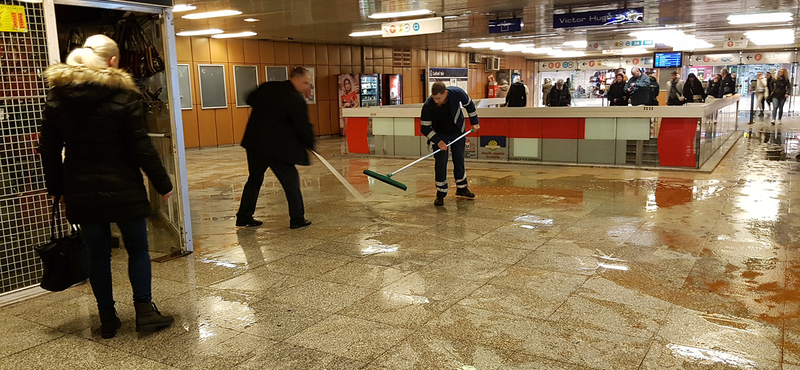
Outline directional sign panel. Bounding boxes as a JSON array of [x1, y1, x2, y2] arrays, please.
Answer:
[[577, 58, 620, 70], [382, 17, 443, 38], [689, 53, 739, 66], [539, 60, 577, 71], [620, 57, 653, 69], [742, 52, 793, 65]]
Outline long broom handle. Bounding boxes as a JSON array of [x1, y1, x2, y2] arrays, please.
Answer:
[[390, 129, 474, 177]]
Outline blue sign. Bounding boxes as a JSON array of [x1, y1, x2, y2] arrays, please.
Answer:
[[553, 8, 644, 29], [489, 18, 523, 33], [413, 23, 420, 31]]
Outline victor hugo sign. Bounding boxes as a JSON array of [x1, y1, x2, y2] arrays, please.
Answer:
[[553, 8, 643, 29]]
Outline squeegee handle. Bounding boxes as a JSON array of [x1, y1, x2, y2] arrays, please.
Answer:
[[390, 129, 474, 177]]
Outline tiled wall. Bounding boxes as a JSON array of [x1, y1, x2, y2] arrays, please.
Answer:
[[176, 37, 532, 148]]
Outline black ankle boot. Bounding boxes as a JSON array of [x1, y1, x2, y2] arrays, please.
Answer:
[[99, 309, 121, 339], [134, 302, 174, 332]]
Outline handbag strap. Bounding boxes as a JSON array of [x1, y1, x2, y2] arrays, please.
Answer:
[[50, 195, 62, 239]]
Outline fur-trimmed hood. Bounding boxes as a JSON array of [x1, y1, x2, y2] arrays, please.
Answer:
[[45, 63, 139, 92]]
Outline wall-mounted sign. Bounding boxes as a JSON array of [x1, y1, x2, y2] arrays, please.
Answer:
[[620, 57, 654, 69], [723, 40, 746, 49], [742, 52, 793, 64], [489, 18, 523, 33], [577, 58, 620, 70], [689, 53, 738, 66], [0, 5, 27, 33], [553, 8, 643, 29], [539, 60, 576, 71], [382, 17, 443, 38], [427, 67, 468, 95]]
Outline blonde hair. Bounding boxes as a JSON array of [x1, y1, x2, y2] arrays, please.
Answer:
[[66, 35, 120, 69], [778, 68, 789, 79]]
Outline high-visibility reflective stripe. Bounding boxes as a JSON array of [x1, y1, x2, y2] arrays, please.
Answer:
[[426, 131, 437, 139], [437, 187, 449, 193], [435, 181, 448, 186], [421, 120, 432, 126], [457, 184, 469, 188], [456, 175, 467, 183], [468, 111, 478, 117]]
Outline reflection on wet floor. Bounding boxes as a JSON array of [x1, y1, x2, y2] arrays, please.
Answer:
[[5, 115, 800, 369]]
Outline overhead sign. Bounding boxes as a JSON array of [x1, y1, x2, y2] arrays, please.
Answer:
[[689, 53, 738, 66], [539, 60, 576, 71], [723, 40, 746, 49], [620, 57, 654, 69], [577, 58, 620, 70], [382, 17, 443, 38], [489, 18, 523, 33], [0, 5, 27, 33], [427, 68, 468, 95], [589, 40, 654, 50], [553, 8, 644, 29], [742, 52, 794, 64]]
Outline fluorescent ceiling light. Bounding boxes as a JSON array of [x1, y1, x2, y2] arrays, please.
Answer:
[[745, 29, 795, 45], [524, 47, 552, 54], [489, 43, 509, 50], [630, 29, 685, 43], [176, 29, 224, 36], [502, 44, 534, 52], [243, 18, 260, 22], [349, 30, 382, 37], [369, 9, 433, 19], [619, 48, 648, 55], [728, 12, 792, 25], [548, 50, 585, 57], [459, 42, 493, 48], [172, 4, 196, 12], [182, 10, 242, 19], [212, 31, 257, 39], [563, 40, 588, 48]]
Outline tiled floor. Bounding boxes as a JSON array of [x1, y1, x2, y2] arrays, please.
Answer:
[[4, 113, 800, 369]]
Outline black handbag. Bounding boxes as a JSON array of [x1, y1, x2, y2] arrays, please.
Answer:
[[34, 196, 90, 292]]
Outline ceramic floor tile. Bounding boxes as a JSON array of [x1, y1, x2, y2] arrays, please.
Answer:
[[208, 268, 308, 297], [317, 262, 409, 290], [0, 334, 146, 370], [160, 333, 278, 369], [13, 293, 98, 334], [261, 252, 355, 278], [0, 314, 65, 357], [239, 299, 330, 341], [417, 253, 508, 282], [286, 314, 412, 362], [271, 279, 372, 313], [639, 340, 780, 370], [235, 342, 367, 370], [420, 305, 541, 352], [366, 332, 510, 370], [458, 279, 581, 319], [380, 272, 486, 308], [496, 351, 598, 370]]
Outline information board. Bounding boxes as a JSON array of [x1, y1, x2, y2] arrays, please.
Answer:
[[427, 68, 469, 96], [233, 65, 259, 107], [177, 64, 192, 109], [654, 52, 682, 68], [266, 66, 287, 82], [198, 65, 227, 109]]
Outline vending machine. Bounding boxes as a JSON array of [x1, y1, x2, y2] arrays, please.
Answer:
[[360, 74, 381, 107], [383, 74, 403, 105]]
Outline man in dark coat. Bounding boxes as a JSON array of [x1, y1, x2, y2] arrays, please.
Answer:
[[547, 79, 571, 107], [720, 68, 735, 96], [505, 80, 527, 107], [237, 67, 316, 229]]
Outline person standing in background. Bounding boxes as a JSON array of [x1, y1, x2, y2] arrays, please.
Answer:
[[547, 79, 572, 107], [627, 68, 651, 106], [39, 35, 175, 339], [707, 74, 722, 99], [753, 72, 769, 116], [497, 79, 510, 99], [541, 78, 553, 106], [607, 73, 628, 106], [666, 71, 686, 106], [770, 68, 791, 125], [237, 67, 315, 229], [646, 71, 660, 106], [720, 68, 735, 96], [683, 73, 705, 103], [766, 71, 774, 111], [505, 78, 527, 107]]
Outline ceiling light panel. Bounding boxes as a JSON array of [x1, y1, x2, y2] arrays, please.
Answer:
[[182, 10, 242, 19], [369, 9, 433, 19], [728, 12, 792, 25]]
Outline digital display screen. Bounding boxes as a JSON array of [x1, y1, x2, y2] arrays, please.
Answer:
[[654, 52, 683, 68]]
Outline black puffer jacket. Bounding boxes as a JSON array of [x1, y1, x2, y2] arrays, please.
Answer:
[[39, 64, 172, 223], [547, 86, 571, 107], [607, 81, 628, 106], [240, 81, 315, 165]]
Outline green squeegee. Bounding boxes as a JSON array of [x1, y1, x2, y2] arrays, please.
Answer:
[[363, 129, 474, 191]]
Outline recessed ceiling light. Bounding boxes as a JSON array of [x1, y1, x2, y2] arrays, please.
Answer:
[[176, 29, 224, 36], [728, 12, 792, 25], [212, 31, 257, 39], [489, 43, 509, 50], [562, 40, 588, 48], [369, 9, 433, 19], [548, 50, 585, 57], [349, 30, 383, 37], [182, 10, 242, 20], [619, 48, 649, 55], [172, 4, 196, 12], [745, 29, 795, 45], [523, 47, 552, 54], [244, 18, 260, 22]]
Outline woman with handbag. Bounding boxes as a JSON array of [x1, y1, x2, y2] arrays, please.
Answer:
[[683, 73, 705, 103], [39, 35, 174, 339]]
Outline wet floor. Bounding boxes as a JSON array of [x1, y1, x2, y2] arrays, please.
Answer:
[[3, 113, 800, 369]]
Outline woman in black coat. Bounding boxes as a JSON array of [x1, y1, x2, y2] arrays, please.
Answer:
[[39, 35, 174, 339], [706, 74, 722, 99], [607, 73, 628, 106], [683, 73, 705, 103]]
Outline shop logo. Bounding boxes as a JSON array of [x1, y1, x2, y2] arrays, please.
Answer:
[[548, 62, 555, 68], [390, 25, 396, 33], [589, 60, 596, 67], [403, 23, 411, 32], [755, 54, 763, 61], [562, 62, 569, 68], [486, 140, 501, 150], [413, 23, 420, 31], [633, 58, 640, 65]]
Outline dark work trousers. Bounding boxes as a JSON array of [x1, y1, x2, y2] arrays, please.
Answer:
[[81, 218, 151, 311], [433, 133, 468, 197], [237, 150, 305, 224]]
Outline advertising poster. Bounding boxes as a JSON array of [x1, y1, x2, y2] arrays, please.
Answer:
[[304, 67, 316, 104], [478, 136, 508, 160], [465, 137, 477, 159], [338, 74, 360, 109], [427, 68, 468, 96]]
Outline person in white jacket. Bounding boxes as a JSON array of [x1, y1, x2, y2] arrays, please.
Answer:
[[754, 72, 770, 116]]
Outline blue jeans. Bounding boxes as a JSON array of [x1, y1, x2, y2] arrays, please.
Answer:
[[433, 133, 467, 196], [81, 219, 152, 311], [773, 97, 787, 120]]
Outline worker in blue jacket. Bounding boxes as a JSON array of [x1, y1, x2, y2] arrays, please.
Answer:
[[420, 82, 481, 206]]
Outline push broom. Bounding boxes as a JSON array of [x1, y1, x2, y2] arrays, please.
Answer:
[[363, 129, 474, 191]]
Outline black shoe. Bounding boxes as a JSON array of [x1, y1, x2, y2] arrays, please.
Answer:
[[99, 309, 121, 339], [236, 218, 263, 227], [434, 196, 445, 206], [290, 219, 312, 229], [456, 187, 475, 198], [134, 302, 174, 333]]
